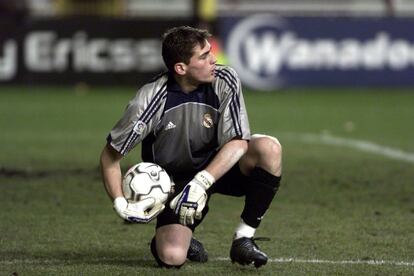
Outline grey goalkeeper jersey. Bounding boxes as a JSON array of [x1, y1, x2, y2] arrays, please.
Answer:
[[107, 65, 250, 177]]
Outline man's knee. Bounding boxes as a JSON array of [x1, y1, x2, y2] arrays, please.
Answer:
[[251, 134, 282, 157], [159, 246, 187, 266], [150, 236, 187, 268], [250, 134, 282, 174]]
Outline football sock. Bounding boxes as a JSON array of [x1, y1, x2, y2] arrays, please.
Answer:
[[234, 219, 256, 240], [241, 167, 281, 228]]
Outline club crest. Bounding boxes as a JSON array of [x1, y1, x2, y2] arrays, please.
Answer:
[[202, 113, 214, 128]]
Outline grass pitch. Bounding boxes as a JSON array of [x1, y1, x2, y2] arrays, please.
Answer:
[[0, 86, 413, 275]]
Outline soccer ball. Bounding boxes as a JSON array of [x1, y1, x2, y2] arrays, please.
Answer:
[[122, 162, 172, 204]]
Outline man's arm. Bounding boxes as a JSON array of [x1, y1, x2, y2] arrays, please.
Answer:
[[204, 138, 248, 180], [100, 143, 124, 200], [100, 143, 164, 223], [170, 138, 248, 225]]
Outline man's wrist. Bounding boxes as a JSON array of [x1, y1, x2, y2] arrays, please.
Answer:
[[194, 170, 215, 190]]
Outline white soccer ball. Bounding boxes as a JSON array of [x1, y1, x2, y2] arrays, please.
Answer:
[[122, 162, 172, 204]]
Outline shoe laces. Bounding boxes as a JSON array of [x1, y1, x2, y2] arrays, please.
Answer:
[[251, 237, 270, 242], [250, 237, 270, 249]]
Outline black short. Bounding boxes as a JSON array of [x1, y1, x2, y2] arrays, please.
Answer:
[[155, 163, 249, 231]]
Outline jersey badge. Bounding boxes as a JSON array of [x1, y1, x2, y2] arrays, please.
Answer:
[[133, 120, 146, 134], [202, 113, 214, 128]]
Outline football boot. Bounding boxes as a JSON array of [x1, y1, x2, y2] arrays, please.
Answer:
[[187, 237, 208, 262], [230, 237, 269, 268]]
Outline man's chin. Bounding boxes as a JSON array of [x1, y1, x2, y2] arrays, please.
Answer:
[[204, 75, 215, 83]]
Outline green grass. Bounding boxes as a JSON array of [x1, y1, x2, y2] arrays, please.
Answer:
[[0, 86, 413, 275]]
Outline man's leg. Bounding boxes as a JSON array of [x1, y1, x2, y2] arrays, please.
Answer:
[[151, 224, 192, 268], [231, 134, 282, 267], [151, 233, 208, 267], [151, 174, 210, 268]]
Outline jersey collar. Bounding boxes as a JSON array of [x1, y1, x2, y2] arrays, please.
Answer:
[[167, 73, 207, 94]]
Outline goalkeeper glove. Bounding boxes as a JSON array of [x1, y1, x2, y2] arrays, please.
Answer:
[[113, 196, 165, 223], [169, 170, 215, 226]]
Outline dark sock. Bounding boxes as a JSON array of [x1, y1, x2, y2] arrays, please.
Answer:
[[241, 167, 281, 228]]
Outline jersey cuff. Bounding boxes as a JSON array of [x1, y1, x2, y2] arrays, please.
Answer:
[[106, 134, 127, 156]]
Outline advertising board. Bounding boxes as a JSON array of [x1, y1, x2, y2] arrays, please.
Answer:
[[220, 15, 414, 90], [0, 18, 192, 85]]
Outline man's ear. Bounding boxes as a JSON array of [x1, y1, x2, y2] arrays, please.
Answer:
[[174, 62, 187, 76]]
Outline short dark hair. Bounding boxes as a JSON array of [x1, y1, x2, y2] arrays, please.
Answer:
[[162, 26, 211, 72]]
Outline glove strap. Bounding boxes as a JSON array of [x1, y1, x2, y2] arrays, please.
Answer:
[[194, 170, 215, 190]]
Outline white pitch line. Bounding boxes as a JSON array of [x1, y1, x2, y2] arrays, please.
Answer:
[[284, 132, 414, 164], [214, 257, 414, 267], [2, 257, 413, 267]]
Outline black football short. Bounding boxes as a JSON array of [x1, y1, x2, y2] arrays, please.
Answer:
[[155, 163, 249, 231]]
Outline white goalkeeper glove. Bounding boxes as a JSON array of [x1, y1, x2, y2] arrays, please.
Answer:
[[169, 170, 215, 226], [113, 197, 165, 223]]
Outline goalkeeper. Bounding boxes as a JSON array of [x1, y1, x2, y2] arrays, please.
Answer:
[[100, 26, 282, 268]]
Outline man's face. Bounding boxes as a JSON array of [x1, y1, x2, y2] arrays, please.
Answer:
[[185, 40, 217, 84]]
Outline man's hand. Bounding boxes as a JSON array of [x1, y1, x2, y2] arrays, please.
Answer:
[[169, 170, 215, 226], [113, 197, 165, 223]]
